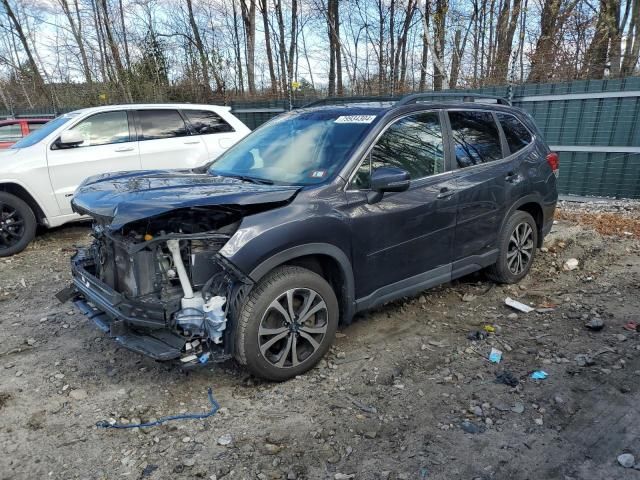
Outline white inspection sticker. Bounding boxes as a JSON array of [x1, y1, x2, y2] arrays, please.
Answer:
[[334, 115, 376, 124]]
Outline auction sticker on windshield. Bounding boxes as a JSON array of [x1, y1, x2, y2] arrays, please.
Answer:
[[334, 115, 376, 124]]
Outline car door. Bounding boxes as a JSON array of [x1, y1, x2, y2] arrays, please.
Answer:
[[182, 109, 239, 161], [446, 110, 518, 266], [47, 110, 140, 214], [343, 111, 458, 303], [136, 109, 209, 170]]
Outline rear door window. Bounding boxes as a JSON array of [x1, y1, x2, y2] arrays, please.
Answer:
[[137, 109, 188, 140], [184, 110, 234, 134], [448, 111, 503, 168], [66, 111, 130, 147], [497, 113, 532, 154], [0, 123, 22, 142]]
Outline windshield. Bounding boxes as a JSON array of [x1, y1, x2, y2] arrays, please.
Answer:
[[209, 110, 379, 185], [11, 114, 76, 149]]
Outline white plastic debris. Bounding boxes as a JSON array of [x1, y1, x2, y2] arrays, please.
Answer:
[[563, 258, 579, 271], [505, 297, 534, 313]]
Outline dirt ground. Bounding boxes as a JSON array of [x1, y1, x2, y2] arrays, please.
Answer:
[[1, 207, 640, 480]]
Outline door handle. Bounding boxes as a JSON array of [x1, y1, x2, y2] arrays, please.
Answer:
[[114, 146, 134, 152], [183, 140, 201, 145], [436, 187, 456, 199]]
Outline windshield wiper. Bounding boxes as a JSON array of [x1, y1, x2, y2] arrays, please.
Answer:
[[217, 173, 274, 185]]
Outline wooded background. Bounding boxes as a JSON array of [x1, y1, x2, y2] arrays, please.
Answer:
[[1, 0, 639, 110]]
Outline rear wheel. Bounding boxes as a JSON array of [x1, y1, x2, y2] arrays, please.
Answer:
[[235, 266, 339, 381], [487, 210, 538, 284], [0, 192, 36, 257]]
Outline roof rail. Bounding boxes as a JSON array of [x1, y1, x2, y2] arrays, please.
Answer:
[[396, 92, 511, 106], [301, 95, 398, 108]]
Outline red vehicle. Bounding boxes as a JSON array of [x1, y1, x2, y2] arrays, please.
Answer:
[[0, 118, 51, 149]]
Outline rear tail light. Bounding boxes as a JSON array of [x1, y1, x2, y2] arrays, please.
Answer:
[[546, 152, 559, 177]]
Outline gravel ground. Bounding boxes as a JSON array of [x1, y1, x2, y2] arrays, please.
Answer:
[[1, 212, 639, 480]]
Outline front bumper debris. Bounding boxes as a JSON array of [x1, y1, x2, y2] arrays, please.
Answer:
[[63, 247, 250, 364]]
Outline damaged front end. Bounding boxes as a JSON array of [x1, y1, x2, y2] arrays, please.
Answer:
[[68, 207, 253, 367]]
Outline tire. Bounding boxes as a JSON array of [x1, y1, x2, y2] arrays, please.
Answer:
[[486, 210, 538, 284], [235, 265, 339, 381], [0, 192, 36, 257]]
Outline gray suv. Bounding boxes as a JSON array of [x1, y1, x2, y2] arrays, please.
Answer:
[[61, 93, 558, 381]]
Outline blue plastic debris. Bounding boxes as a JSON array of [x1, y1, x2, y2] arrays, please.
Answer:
[[489, 347, 503, 363], [530, 370, 548, 380], [199, 352, 211, 364]]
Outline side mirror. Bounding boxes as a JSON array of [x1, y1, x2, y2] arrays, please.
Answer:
[[367, 166, 410, 203], [371, 166, 410, 192], [58, 130, 84, 148]]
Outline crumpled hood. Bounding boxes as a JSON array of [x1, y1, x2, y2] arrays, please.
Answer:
[[71, 170, 300, 229]]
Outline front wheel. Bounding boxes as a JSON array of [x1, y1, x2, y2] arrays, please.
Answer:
[[235, 266, 339, 381], [0, 192, 36, 257], [486, 210, 538, 284]]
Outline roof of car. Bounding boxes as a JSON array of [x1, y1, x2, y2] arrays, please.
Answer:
[[66, 103, 233, 116]]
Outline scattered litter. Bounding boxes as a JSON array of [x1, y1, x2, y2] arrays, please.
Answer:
[[334, 474, 355, 480], [623, 321, 638, 332], [467, 330, 487, 341], [563, 258, 579, 271], [489, 348, 503, 363], [535, 307, 555, 314], [530, 370, 548, 380], [460, 420, 483, 434], [505, 297, 534, 313], [585, 318, 604, 331], [483, 325, 495, 333], [428, 340, 447, 348], [217, 433, 232, 446], [96, 388, 219, 429], [511, 402, 525, 414], [462, 293, 476, 302], [495, 370, 519, 387], [575, 354, 595, 367], [347, 394, 378, 414], [618, 453, 635, 468]]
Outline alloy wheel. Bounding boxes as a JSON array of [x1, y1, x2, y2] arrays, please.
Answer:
[[0, 201, 25, 251], [506, 222, 534, 275], [258, 288, 328, 369]]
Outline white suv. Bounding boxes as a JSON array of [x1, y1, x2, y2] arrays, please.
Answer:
[[0, 104, 250, 256]]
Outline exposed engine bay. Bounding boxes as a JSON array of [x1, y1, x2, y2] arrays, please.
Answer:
[[75, 208, 251, 366]]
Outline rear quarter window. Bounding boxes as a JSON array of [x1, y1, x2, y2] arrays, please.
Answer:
[[497, 113, 532, 153], [184, 110, 235, 134]]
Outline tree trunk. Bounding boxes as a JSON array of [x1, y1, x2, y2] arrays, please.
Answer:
[[259, 0, 278, 94], [432, 0, 447, 90], [287, 0, 298, 99], [185, 0, 213, 101], [528, 0, 580, 83], [240, 0, 256, 94], [491, 0, 522, 82], [59, 0, 92, 85], [419, 6, 429, 90], [273, 0, 288, 96], [232, 1, 245, 94]]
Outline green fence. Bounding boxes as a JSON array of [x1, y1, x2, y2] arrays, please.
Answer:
[[229, 79, 640, 199], [3, 78, 640, 198]]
